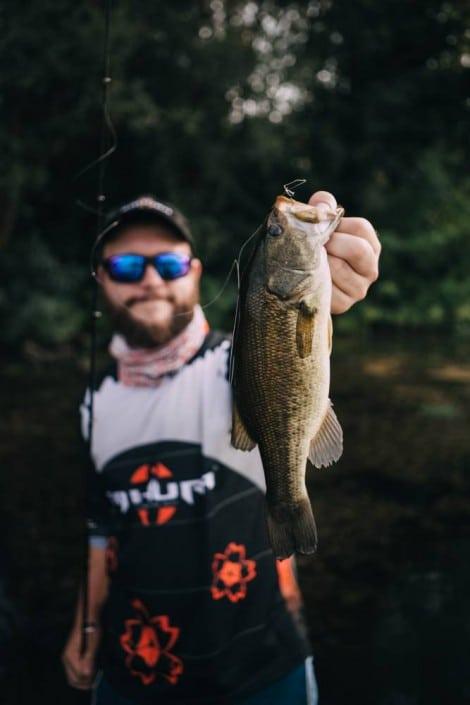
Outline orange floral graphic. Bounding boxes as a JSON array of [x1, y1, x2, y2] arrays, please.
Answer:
[[211, 542, 257, 602], [120, 599, 183, 686]]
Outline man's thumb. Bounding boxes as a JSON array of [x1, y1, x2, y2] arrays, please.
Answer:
[[308, 190, 337, 212]]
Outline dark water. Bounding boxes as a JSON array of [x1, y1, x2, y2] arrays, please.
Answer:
[[1, 333, 469, 704]]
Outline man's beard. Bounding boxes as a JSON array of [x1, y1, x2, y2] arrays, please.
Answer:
[[103, 294, 198, 349]]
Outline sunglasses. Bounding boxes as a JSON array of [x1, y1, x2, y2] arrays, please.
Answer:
[[102, 252, 192, 283]]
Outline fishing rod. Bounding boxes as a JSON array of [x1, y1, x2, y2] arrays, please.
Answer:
[[77, 0, 116, 657]]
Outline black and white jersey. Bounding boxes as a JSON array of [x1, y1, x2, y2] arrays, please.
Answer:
[[82, 331, 311, 705]]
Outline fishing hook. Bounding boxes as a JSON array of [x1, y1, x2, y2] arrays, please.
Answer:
[[283, 178, 307, 199]]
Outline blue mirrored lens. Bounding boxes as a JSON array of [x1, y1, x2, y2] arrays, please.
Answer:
[[108, 254, 145, 282], [155, 253, 190, 280], [105, 253, 191, 282]]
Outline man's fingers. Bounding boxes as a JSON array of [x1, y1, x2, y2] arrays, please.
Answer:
[[64, 665, 94, 690], [62, 657, 79, 685], [304, 202, 381, 313], [337, 216, 381, 256], [308, 191, 337, 212], [62, 652, 95, 690], [328, 254, 371, 304], [325, 231, 379, 280], [63, 661, 90, 689], [308, 201, 381, 258], [331, 284, 356, 315]]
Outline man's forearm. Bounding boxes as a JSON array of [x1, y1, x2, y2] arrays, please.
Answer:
[[72, 545, 109, 628]]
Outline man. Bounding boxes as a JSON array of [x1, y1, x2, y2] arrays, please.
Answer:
[[62, 191, 380, 704]]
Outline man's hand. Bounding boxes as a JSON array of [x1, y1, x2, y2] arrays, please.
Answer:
[[62, 622, 101, 690], [309, 191, 381, 314]]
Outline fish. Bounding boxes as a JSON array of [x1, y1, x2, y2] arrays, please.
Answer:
[[230, 195, 344, 559]]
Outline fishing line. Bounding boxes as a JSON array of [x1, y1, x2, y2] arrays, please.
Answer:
[[227, 222, 265, 384], [199, 222, 264, 313], [75, 199, 103, 217], [169, 221, 264, 320], [228, 269, 241, 386], [74, 112, 117, 183], [74, 6, 117, 215], [199, 260, 238, 313]]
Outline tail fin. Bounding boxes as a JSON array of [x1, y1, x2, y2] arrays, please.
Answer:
[[266, 498, 318, 560]]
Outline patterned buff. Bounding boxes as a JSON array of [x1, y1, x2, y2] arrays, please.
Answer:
[[109, 305, 210, 387]]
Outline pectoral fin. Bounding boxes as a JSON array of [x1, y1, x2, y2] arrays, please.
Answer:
[[308, 400, 343, 468], [231, 400, 257, 451], [296, 298, 317, 358]]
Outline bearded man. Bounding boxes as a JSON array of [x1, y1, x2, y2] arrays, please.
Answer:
[[62, 191, 380, 705]]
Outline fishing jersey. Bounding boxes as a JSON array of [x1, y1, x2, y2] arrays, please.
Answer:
[[82, 331, 311, 705]]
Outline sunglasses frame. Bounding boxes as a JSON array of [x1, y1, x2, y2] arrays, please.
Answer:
[[101, 252, 192, 283]]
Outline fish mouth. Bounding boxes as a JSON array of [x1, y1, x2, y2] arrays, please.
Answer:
[[275, 196, 343, 225], [276, 264, 315, 275]]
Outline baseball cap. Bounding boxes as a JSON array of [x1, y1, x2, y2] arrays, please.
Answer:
[[100, 195, 193, 248], [90, 196, 195, 276]]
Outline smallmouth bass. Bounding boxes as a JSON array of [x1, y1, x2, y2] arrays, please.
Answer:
[[230, 195, 344, 559]]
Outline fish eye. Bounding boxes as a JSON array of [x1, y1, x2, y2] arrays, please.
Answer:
[[267, 223, 283, 237]]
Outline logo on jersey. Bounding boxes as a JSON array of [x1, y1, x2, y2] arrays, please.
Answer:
[[107, 462, 216, 526], [120, 599, 183, 686], [211, 542, 257, 602]]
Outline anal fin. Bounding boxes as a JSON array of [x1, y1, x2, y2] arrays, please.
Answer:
[[231, 400, 257, 451], [308, 400, 343, 468]]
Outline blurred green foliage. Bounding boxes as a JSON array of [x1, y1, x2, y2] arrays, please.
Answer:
[[0, 0, 468, 348]]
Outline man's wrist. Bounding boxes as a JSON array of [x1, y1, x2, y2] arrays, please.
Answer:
[[73, 603, 104, 631], [83, 620, 99, 633]]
